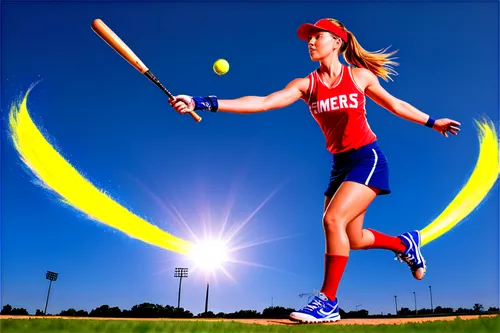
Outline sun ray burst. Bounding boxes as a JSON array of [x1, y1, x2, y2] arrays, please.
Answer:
[[225, 181, 288, 244], [228, 233, 302, 253]]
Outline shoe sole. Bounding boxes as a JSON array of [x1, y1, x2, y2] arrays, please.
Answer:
[[289, 314, 341, 324]]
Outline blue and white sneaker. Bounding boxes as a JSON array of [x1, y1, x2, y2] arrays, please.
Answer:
[[289, 292, 340, 323], [397, 230, 427, 280]]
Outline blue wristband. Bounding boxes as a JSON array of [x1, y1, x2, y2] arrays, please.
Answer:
[[192, 96, 218, 112], [425, 116, 435, 128]]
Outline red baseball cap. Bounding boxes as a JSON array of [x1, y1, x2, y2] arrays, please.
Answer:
[[297, 19, 348, 42]]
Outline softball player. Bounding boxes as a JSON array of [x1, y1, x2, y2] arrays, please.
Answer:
[[170, 18, 461, 323]]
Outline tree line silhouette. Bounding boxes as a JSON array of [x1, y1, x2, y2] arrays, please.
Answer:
[[1, 303, 498, 319]]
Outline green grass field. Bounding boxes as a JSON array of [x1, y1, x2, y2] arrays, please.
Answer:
[[1, 316, 498, 333]]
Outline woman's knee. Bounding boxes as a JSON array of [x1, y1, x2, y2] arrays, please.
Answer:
[[322, 213, 347, 233]]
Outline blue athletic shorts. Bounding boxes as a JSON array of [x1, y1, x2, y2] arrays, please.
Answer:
[[324, 141, 391, 197]]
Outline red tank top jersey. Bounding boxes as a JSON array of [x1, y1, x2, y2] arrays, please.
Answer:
[[301, 65, 377, 154]]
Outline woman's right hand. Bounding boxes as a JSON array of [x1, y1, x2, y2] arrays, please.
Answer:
[[169, 95, 195, 114]]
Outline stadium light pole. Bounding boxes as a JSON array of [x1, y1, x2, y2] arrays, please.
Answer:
[[204, 282, 210, 315], [394, 295, 398, 316], [44, 271, 58, 315], [413, 291, 417, 315], [429, 286, 434, 314], [174, 268, 188, 311]]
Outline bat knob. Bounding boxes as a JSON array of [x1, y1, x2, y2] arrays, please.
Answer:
[[189, 112, 202, 123]]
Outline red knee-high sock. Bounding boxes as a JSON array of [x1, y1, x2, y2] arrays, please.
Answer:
[[320, 254, 348, 301], [366, 228, 406, 253]]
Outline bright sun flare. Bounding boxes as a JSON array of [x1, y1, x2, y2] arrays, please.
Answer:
[[155, 183, 292, 283], [187, 239, 231, 275]]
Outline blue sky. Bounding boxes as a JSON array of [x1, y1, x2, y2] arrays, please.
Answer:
[[1, 0, 498, 316]]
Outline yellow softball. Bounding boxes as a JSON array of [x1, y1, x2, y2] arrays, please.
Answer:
[[213, 59, 229, 75]]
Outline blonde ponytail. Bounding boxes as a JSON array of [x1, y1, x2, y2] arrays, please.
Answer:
[[327, 19, 399, 82]]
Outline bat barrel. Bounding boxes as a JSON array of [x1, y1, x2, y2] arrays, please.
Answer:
[[92, 18, 202, 123], [91, 19, 149, 74]]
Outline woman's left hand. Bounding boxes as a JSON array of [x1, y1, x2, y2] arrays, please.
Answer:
[[433, 118, 461, 137]]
